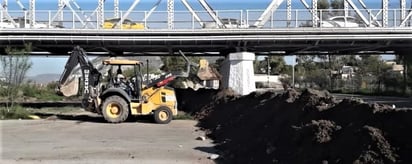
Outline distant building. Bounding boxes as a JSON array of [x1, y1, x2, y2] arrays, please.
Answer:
[[385, 61, 404, 74], [202, 80, 220, 89], [340, 66, 355, 80], [254, 74, 283, 89]]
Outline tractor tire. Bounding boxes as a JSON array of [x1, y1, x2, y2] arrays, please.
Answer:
[[153, 106, 173, 124], [102, 96, 129, 123]]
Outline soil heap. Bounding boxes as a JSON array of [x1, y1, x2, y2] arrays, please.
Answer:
[[176, 88, 412, 164]]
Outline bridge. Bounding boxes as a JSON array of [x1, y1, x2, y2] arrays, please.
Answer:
[[1, 0, 412, 95], [1, 0, 411, 55]]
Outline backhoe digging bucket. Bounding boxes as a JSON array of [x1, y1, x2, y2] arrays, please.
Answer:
[[176, 51, 221, 81], [58, 77, 79, 97], [197, 59, 221, 81]]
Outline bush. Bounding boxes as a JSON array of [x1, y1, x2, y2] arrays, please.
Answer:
[[0, 105, 31, 120], [173, 112, 194, 120], [21, 83, 63, 101]]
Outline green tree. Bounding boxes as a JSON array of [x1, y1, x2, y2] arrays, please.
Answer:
[[330, 0, 345, 16], [395, 53, 411, 95], [318, 0, 330, 9], [0, 44, 32, 112], [331, 0, 344, 9], [295, 55, 316, 87], [355, 55, 388, 92], [254, 56, 288, 75], [160, 55, 202, 88]]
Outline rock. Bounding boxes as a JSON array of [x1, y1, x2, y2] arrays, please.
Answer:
[[46, 115, 58, 120], [196, 136, 206, 141], [209, 154, 219, 160], [128, 153, 135, 159]]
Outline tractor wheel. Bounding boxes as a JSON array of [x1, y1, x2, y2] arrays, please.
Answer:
[[102, 96, 129, 123], [153, 106, 173, 124]]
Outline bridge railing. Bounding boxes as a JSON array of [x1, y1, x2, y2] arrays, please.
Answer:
[[1, 9, 411, 30]]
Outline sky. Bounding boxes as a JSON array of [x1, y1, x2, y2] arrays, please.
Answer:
[[2, 0, 397, 76]]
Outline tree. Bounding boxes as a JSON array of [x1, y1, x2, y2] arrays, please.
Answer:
[[295, 55, 316, 87], [331, 0, 344, 9], [0, 44, 32, 111], [254, 56, 288, 75], [355, 55, 390, 92], [317, 0, 330, 19], [318, 0, 330, 9], [160, 55, 202, 88], [330, 0, 345, 16], [395, 53, 411, 95]]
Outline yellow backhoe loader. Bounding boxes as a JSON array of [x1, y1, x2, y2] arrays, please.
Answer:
[[58, 46, 219, 124]]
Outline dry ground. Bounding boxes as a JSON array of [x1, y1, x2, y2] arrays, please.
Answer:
[[1, 118, 216, 164]]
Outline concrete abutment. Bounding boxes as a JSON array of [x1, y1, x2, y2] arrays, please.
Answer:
[[220, 52, 256, 95]]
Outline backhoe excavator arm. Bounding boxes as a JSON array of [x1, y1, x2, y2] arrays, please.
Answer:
[[146, 50, 220, 88], [58, 46, 101, 97]]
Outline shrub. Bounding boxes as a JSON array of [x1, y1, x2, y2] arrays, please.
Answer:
[[0, 105, 31, 120], [21, 83, 63, 101]]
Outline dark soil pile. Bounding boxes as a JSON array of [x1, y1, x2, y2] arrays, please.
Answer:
[[175, 88, 412, 164], [175, 88, 236, 115]]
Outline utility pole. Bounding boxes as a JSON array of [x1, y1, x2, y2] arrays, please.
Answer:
[[267, 56, 271, 87], [292, 55, 296, 88]]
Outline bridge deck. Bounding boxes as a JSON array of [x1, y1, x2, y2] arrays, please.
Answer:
[[1, 28, 411, 55]]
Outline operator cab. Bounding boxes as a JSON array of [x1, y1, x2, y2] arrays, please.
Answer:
[[102, 59, 143, 101]]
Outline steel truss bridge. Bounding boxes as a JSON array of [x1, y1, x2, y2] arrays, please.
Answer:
[[0, 0, 412, 56]]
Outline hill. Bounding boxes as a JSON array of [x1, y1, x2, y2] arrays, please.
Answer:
[[28, 74, 60, 84]]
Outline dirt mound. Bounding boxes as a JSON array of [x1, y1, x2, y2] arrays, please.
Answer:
[[175, 88, 412, 164], [175, 88, 237, 115], [175, 88, 219, 114]]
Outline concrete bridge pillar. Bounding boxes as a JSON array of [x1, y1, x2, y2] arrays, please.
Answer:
[[220, 52, 256, 95]]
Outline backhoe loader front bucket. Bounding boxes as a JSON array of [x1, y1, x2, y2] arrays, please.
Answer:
[[58, 77, 79, 97], [197, 59, 221, 81]]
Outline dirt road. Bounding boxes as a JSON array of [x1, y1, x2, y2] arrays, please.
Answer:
[[1, 119, 216, 164]]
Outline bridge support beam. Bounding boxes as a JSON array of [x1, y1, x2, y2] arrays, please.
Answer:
[[220, 52, 256, 95]]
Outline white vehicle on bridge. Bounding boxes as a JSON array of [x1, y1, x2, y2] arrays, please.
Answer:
[[321, 16, 367, 28], [0, 18, 63, 29], [202, 18, 248, 29]]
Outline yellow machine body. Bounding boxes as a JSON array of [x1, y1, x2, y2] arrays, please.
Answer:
[[130, 86, 178, 116]]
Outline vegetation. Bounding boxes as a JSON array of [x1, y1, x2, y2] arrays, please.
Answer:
[[173, 112, 194, 120], [316, 0, 344, 10], [123, 64, 161, 78], [252, 52, 410, 96], [330, 0, 344, 10], [28, 106, 83, 115], [0, 44, 33, 119], [290, 55, 410, 96], [21, 82, 63, 101], [0, 45, 67, 119], [160, 55, 202, 88], [317, 0, 330, 10], [254, 56, 291, 75], [0, 105, 31, 120]]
